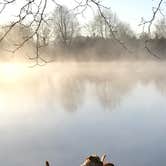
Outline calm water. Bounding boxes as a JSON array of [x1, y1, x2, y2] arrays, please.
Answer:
[[0, 61, 166, 166]]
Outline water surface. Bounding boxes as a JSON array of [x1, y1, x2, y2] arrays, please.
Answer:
[[0, 61, 166, 166]]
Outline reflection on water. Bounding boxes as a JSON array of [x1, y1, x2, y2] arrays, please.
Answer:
[[0, 61, 166, 166]]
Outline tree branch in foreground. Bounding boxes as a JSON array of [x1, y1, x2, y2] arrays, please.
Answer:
[[139, 0, 164, 59]]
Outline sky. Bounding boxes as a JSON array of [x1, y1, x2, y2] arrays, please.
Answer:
[[104, 0, 154, 32], [0, 0, 163, 33]]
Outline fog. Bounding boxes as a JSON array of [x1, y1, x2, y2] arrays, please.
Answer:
[[1, 0, 166, 165], [1, 61, 166, 111], [1, 61, 166, 166]]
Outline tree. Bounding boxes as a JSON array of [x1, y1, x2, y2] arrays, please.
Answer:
[[39, 21, 51, 46], [52, 5, 79, 48], [88, 9, 134, 40], [88, 9, 119, 39], [154, 18, 166, 38], [116, 22, 135, 40]]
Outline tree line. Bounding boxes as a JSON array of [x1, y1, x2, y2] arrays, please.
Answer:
[[1, 4, 166, 62]]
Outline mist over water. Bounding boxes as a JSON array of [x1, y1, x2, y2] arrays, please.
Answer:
[[0, 61, 166, 166]]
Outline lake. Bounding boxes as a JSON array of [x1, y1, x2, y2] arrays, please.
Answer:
[[0, 61, 166, 166]]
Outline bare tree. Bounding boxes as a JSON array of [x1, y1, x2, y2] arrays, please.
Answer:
[[39, 20, 51, 46], [88, 9, 119, 39], [88, 9, 134, 41], [52, 5, 79, 48], [154, 18, 166, 38], [116, 22, 135, 40]]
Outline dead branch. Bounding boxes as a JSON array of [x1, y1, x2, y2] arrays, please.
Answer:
[[139, 0, 165, 59], [91, 0, 128, 50], [0, 0, 50, 65]]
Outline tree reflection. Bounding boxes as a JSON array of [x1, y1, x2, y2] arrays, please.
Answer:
[[57, 77, 85, 112], [1, 62, 166, 112]]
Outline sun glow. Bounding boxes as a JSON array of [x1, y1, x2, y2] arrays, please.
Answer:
[[0, 63, 26, 82]]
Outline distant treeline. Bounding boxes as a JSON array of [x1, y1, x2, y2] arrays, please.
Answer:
[[0, 5, 166, 61]]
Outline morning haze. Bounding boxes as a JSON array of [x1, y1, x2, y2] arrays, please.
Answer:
[[0, 0, 166, 166]]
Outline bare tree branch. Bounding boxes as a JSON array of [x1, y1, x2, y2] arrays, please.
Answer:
[[0, 0, 51, 65], [140, 0, 164, 34], [90, 0, 128, 50], [145, 39, 161, 58], [139, 0, 165, 59]]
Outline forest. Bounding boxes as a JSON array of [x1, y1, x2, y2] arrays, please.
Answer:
[[0, 0, 166, 64]]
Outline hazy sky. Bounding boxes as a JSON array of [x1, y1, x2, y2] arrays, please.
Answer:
[[103, 0, 156, 32], [0, 0, 161, 33]]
